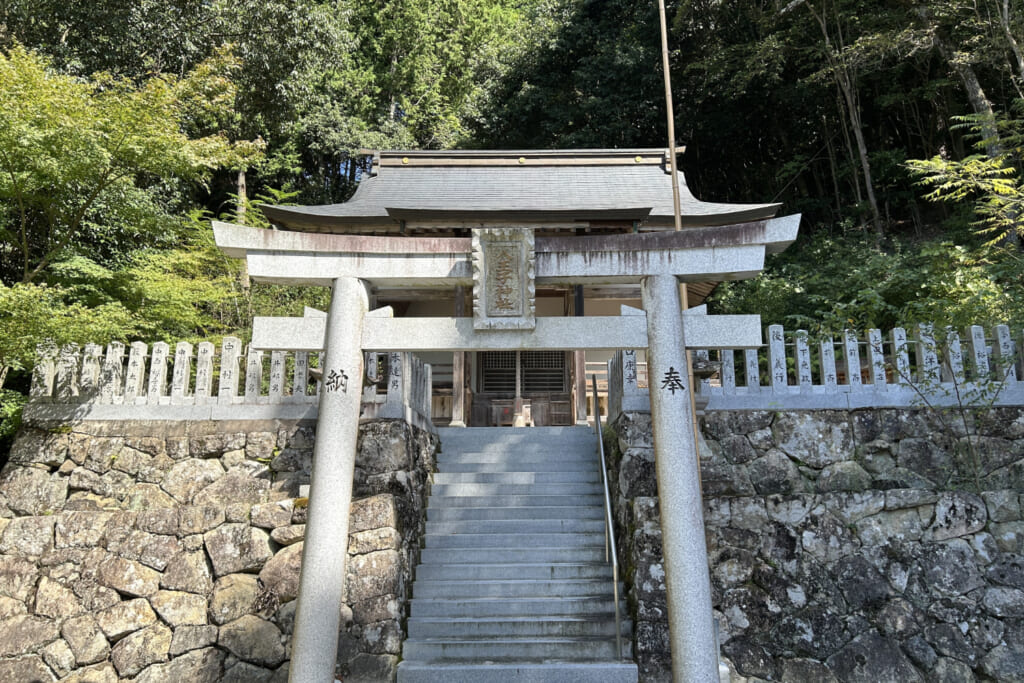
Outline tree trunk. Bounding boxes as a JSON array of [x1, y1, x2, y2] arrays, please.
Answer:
[[236, 169, 251, 293], [236, 169, 248, 224], [935, 35, 1019, 247], [941, 45, 1002, 158], [235, 169, 253, 324], [836, 68, 884, 242], [996, 0, 1024, 87]]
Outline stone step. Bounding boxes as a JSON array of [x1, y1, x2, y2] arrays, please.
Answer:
[[411, 579, 622, 599], [405, 426, 636, 683], [436, 458, 597, 471], [414, 563, 613, 581], [402, 637, 632, 661], [409, 596, 625, 618], [437, 426, 594, 441], [432, 471, 601, 484], [425, 519, 606, 535], [423, 532, 605, 549], [397, 661, 638, 683], [419, 546, 607, 564], [407, 616, 631, 639], [427, 494, 605, 508], [437, 445, 594, 457], [429, 483, 604, 496], [427, 505, 604, 521]]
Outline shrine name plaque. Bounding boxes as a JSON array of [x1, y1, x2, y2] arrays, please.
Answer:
[[472, 227, 536, 331]]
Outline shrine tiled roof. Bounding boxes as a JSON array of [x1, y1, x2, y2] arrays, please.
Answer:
[[261, 149, 781, 231]]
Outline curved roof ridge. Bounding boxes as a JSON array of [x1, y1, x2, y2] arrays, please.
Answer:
[[261, 148, 781, 230]]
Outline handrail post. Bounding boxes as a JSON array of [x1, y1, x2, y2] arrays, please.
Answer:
[[592, 374, 622, 661]]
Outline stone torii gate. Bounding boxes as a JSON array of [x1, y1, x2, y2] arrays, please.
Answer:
[[215, 215, 799, 683]]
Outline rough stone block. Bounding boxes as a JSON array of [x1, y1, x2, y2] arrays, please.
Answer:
[[61, 613, 110, 665], [161, 459, 226, 504], [826, 630, 924, 682], [135, 508, 179, 536], [854, 509, 923, 547], [984, 490, 1021, 523], [992, 521, 1024, 553], [748, 451, 804, 495], [8, 429, 69, 467], [95, 598, 157, 640], [350, 494, 399, 533], [0, 515, 55, 557], [134, 647, 225, 683], [218, 615, 285, 667], [926, 491, 987, 541], [150, 590, 208, 626], [189, 433, 246, 458], [161, 551, 214, 595], [0, 654, 57, 683], [97, 556, 160, 597], [360, 619, 402, 655], [34, 576, 82, 619], [349, 527, 401, 555], [773, 412, 853, 469], [258, 542, 303, 603], [178, 506, 225, 535], [169, 624, 219, 656], [0, 467, 68, 516], [815, 461, 872, 492], [270, 524, 304, 546], [346, 550, 402, 604], [352, 595, 400, 625], [204, 524, 272, 577], [193, 472, 270, 509], [42, 638, 76, 677], [251, 500, 293, 529], [122, 483, 178, 510], [0, 556, 38, 602], [110, 623, 171, 677], [357, 421, 412, 474], [209, 574, 260, 626], [347, 653, 399, 682], [0, 614, 59, 657]]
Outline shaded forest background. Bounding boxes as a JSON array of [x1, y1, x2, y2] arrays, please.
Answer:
[[2, 0, 1024, 444]]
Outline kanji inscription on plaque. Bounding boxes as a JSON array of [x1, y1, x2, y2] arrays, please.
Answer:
[[472, 227, 536, 330]]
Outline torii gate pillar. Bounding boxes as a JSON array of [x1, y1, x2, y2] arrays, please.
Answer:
[[290, 277, 368, 683], [642, 274, 719, 683]]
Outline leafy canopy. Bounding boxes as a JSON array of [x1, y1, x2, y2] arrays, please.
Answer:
[[0, 45, 262, 284]]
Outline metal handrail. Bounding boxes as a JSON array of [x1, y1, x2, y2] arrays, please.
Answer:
[[591, 374, 623, 660]]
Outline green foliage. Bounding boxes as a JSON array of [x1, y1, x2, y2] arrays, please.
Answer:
[[0, 282, 136, 389], [710, 232, 1024, 334], [0, 45, 261, 285], [907, 107, 1024, 245], [0, 389, 27, 462]]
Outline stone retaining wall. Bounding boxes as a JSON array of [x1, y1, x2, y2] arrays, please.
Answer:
[[607, 408, 1024, 682], [0, 418, 435, 682]]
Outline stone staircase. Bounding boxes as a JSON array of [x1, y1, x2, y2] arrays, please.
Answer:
[[397, 426, 638, 683]]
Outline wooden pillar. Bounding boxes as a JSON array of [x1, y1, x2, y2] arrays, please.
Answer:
[[574, 285, 588, 424], [450, 286, 467, 427]]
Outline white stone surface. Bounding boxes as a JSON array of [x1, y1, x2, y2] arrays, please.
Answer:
[[641, 274, 718, 683], [290, 277, 369, 683]]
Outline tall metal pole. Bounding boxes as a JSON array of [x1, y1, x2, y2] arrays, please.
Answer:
[[290, 277, 369, 683]]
